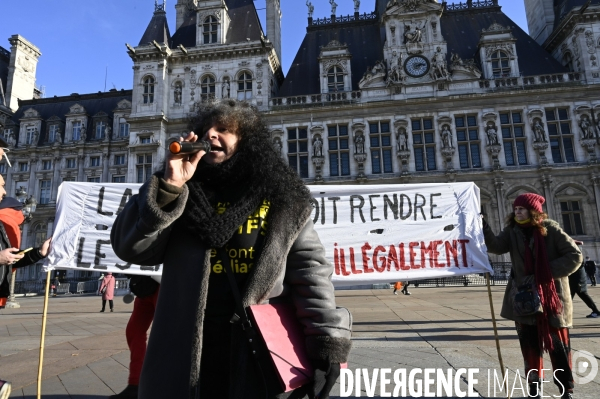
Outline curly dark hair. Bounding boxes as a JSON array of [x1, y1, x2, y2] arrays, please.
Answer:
[[186, 99, 310, 204], [505, 209, 548, 236]]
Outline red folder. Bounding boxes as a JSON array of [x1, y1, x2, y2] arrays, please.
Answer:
[[248, 303, 314, 392]]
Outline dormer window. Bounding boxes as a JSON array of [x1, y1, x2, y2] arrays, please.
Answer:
[[327, 66, 345, 92], [119, 120, 130, 137], [140, 136, 152, 144], [201, 76, 216, 101], [48, 125, 58, 143], [95, 121, 106, 139], [237, 72, 253, 100], [203, 16, 218, 44], [72, 121, 82, 141], [26, 127, 36, 145], [143, 76, 155, 104], [491, 51, 511, 77]]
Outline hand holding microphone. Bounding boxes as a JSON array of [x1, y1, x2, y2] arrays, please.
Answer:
[[169, 140, 211, 155], [164, 132, 206, 187]]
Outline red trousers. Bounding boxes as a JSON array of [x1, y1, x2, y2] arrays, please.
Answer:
[[126, 289, 159, 385]]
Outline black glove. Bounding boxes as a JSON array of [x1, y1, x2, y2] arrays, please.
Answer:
[[309, 361, 341, 399]]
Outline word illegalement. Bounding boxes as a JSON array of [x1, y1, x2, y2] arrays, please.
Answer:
[[333, 239, 471, 275]]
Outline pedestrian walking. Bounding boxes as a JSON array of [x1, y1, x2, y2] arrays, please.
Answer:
[[111, 99, 352, 399], [584, 256, 597, 286], [110, 276, 160, 399], [483, 193, 581, 399], [98, 272, 115, 312], [401, 281, 411, 295], [569, 245, 599, 319], [392, 281, 402, 295]]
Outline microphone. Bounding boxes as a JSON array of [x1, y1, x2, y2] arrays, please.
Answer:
[[169, 140, 211, 154]]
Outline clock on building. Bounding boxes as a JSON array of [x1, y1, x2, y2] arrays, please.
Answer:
[[404, 55, 430, 78]]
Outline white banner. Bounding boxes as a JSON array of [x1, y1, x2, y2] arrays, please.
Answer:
[[45, 182, 491, 285]]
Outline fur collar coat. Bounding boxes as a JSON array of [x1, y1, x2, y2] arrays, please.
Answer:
[[111, 176, 352, 398]]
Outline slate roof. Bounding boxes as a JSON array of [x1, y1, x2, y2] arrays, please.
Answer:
[[278, 20, 385, 97], [139, 9, 171, 46], [170, 0, 263, 48], [9, 90, 132, 146], [278, 2, 568, 97], [442, 6, 567, 75]]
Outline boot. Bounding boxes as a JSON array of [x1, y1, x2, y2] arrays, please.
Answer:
[[109, 384, 138, 399], [561, 393, 573, 399], [527, 382, 540, 399]]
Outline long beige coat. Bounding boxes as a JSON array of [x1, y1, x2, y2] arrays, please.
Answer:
[[483, 219, 581, 328]]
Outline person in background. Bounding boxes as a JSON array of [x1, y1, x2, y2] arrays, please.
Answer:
[[584, 256, 597, 286], [110, 276, 160, 399], [98, 272, 115, 312], [0, 172, 52, 397], [392, 281, 402, 295], [570, 243, 600, 319], [483, 193, 581, 399], [401, 281, 411, 295]]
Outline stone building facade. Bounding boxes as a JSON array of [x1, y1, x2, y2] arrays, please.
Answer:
[[3, 0, 600, 279]]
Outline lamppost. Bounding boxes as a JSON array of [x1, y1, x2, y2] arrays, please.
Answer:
[[5, 186, 37, 309]]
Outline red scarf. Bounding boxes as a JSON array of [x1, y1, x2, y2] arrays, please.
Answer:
[[0, 208, 24, 248], [520, 222, 563, 352]]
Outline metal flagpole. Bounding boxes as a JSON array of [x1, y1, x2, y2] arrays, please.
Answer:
[[37, 270, 52, 399], [486, 272, 510, 399]]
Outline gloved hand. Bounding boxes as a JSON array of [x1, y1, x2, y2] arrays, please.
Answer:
[[309, 361, 341, 399]]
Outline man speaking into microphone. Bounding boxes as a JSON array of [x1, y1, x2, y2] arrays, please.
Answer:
[[111, 99, 352, 399]]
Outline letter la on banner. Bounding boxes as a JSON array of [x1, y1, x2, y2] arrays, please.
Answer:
[[45, 182, 491, 285]]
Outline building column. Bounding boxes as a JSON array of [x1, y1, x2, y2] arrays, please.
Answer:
[[541, 173, 554, 219], [592, 176, 600, 229], [51, 156, 61, 203], [28, 158, 37, 200], [102, 153, 109, 181], [77, 155, 84, 181], [494, 176, 505, 225]]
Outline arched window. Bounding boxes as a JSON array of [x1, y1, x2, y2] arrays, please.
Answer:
[[327, 66, 344, 92], [237, 72, 253, 100], [201, 76, 215, 101], [491, 51, 511, 78], [562, 52, 573, 72], [143, 76, 155, 104], [203, 16, 218, 44]]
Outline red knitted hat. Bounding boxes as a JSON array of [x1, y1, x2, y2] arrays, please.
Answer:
[[513, 193, 545, 213]]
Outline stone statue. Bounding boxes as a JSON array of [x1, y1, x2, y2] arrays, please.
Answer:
[[273, 138, 282, 155], [313, 136, 323, 157], [354, 0, 360, 12], [8, 132, 15, 147], [32, 128, 39, 145], [329, 0, 337, 15], [404, 22, 424, 44], [580, 115, 594, 139], [430, 47, 449, 80], [397, 128, 408, 151], [306, 1, 314, 18], [597, 113, 600, 136], [105, 126, 111, 141], [80, 124, 87, 142], [441, 125, 453, 148], [532, 120, 546, 142], [222, 79, 230, 98], [354, 134, 365, 154], [486, 123, 498, 145], [174, 84, 182, 104]]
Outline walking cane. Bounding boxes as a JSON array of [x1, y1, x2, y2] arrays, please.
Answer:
[[486, 272, 510, 399], [37, 270, 52, 399]]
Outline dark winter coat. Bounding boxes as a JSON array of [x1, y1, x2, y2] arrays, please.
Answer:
[[0, 225, 45, 298], [111, 176, 352, 399], [568, 263, 588, 296], [483, 219, 582, 328]]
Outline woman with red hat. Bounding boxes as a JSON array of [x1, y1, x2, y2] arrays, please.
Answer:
[[483, 193, 581, 399]]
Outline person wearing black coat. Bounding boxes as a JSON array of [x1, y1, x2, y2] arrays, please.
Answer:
[[584, 257, 597, 286]]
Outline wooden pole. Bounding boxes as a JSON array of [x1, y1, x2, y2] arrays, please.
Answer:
[[37, 270, 51, 399], [486, 272, 510, 399]]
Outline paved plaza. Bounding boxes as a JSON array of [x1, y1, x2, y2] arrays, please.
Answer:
[[0, 286, 598, 398]]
